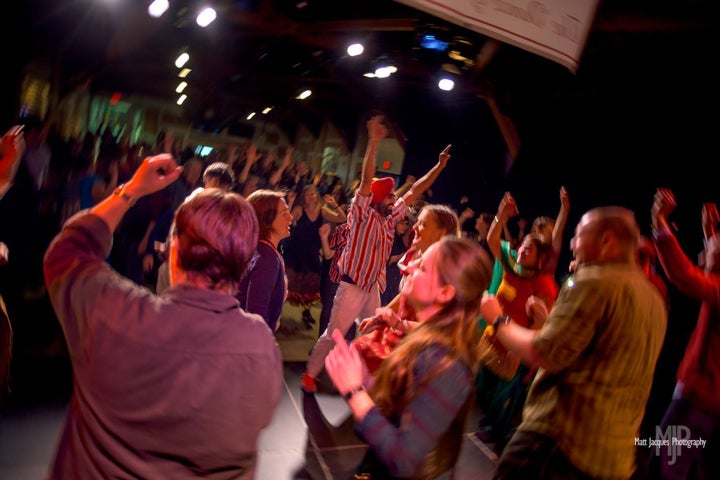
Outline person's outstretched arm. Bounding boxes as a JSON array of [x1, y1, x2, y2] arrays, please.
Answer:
[[0, 125, 26, 200], [268, 146, 293, 187], [393, 175, 416, 198], [652, 187, 720, 301], [91, 155, 183, 233], [551, 186, 570, 255], [359, 115, 389, 198], [487, 192, 518, 260], [401, 144, 451, 208]]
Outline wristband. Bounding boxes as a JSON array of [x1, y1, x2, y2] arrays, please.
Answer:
[[492, 315, 511, 332], [113, 183, 136, 206], [343, 385, 366, 401]]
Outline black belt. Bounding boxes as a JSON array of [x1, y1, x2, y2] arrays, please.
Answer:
[[341, 274, 356, 285]]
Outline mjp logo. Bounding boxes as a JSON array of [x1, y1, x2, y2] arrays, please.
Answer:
[[651, 425, 707, 465]]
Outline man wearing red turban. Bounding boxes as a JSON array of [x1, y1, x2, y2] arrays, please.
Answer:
[[302, 114, 451, 393]]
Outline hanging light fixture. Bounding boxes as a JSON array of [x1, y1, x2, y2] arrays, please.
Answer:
[[372, 56, 397, 79], [196, 6, 217, 27], [175, 52, 190, 69], [437, 63, 461, 91], [148, 0, 169, 18], [347, 43, 364, 57]]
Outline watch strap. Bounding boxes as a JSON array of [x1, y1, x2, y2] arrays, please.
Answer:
[[343, 385, 366, 401]]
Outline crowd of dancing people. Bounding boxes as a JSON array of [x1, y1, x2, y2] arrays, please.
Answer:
[[1, 114, 718, 479]]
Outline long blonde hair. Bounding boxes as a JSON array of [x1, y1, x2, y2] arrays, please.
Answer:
[[368, 236, 492, 479], [371, 236, 493, 414]]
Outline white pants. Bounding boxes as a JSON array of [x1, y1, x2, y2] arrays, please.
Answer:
[[305, 281, 380, 377]]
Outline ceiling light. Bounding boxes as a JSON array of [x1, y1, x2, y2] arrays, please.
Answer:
[[372, 57, 397, 78], [296, 90, 312, 100], [247, 112, 256, 120], [176, 82, 188, 93], [363, 72, 376, 78], [262, 107, 273, 114], [438, 78, 455, 91], [148, 0, 169, 18], [196, 7, 217, 27], [374, 66, 392, 78], [178, 68, 191, 78], [347, 43, 364, 57], [175, 52, 190, 68], [438, 63, 461, 91], [177, 94, 187, 105]]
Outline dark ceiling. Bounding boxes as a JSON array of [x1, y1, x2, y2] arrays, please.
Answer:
[[13, 0, 718, 148]]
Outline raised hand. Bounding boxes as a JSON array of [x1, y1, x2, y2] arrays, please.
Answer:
[[227, 145, 239, 166], [702, 202, 719, 240], [438, 144, 451, 168], [559, 186, 570, 210], [459, 207, 475, 224], [246, 143, 259, 165], [498, 192, 519, 221], [323, 194, 338, 208], [367, 115, 388, 142], [163, 130, 175, 153], [0, 125, 26, 185], [126, 154, 183, 198], [282, 146, 294, 167], [651, 188, 676, 231], [0, 242, 8, 266]]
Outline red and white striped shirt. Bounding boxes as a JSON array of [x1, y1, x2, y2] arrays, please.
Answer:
[[338, 190, 408, 293]]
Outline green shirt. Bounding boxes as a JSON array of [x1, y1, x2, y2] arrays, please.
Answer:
[[521, 261, 667, 479]]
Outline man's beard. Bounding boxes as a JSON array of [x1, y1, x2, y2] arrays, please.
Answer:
[[375, 203, 390, 216]]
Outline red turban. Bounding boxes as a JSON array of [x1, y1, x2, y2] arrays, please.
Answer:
[[370, 177, 395, 205]]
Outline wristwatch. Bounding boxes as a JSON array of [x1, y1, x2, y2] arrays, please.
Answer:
[[343, 385, 366, 401], [492, 315, 511, 332]]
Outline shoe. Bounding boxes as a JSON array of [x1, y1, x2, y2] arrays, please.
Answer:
[[301, 372, 318, 394]]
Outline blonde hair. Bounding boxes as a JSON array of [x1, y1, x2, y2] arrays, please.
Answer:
[[371, 236, 492, 411], [420, 204, 460, 237], [369, 236, 492, 478]]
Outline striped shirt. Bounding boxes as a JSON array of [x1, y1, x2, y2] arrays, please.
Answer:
[[521, 262, 667, 479], [328, 222, 349, 283], [338, 190, 408, 293]]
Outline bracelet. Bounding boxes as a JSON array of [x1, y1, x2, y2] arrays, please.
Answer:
[[113, 183, 136, 206], [343, 385, 366, 401], [494, 215, 502, 224], [492, 315, 511, 331]]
